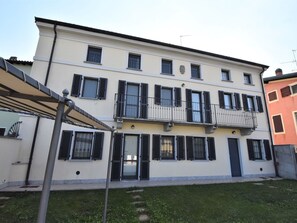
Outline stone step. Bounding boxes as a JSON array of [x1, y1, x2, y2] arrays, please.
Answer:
[[126, 189, 144, 193], [131, 201, 145, 205], [136, 207, 146, 213], [139, 214, 149, 222], [0, 197, 10, 200], [132, 194, 142, 200]]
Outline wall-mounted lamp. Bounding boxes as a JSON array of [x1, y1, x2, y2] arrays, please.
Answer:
[[232, 130, 236, 134], [131, 125, 135, 129], [181, 83, 185, 87]]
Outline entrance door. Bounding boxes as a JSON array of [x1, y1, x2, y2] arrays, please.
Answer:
[[122, 135, 139, 179], [228, 138, 242, 177], [192, 92, 202, 122], [125, 84, 139, 118]]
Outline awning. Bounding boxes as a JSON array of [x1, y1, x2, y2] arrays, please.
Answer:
[[0, 57, 112, 131]]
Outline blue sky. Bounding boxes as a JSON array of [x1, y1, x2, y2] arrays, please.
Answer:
[[1, 0, 297, 77]]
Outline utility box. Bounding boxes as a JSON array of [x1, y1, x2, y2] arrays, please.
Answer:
[[274, 145, 297, 180]]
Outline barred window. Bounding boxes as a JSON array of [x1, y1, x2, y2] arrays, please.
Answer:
[[161, 136, 174, 159], [193, 137, 206, 160]]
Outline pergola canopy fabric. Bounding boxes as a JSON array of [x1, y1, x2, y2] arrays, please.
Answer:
[[0, 57, 112, 131]]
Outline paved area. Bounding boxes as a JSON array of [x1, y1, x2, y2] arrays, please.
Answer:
[[0, 176, 281, 192]]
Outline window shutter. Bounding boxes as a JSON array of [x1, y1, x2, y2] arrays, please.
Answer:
[[140, 134, 150, 180], [207, 137, 216, 161], [140, 83, 148, 119], [218, 91, 225, 109], [256, 96, 263, 112], [98, 78, 108, 99], [280, 86, 291, 97], [58, 131, 73, 160], [111, 133, 123, 181], [152, 135, 160, 160], [154, 85, 161, 105], [186, 89, 193, 122], [203, 91, 212, 123], [272, 115, 284, 133], [263, 140, 272, 160], [117, 80, 126, 117], [246, 139, 255, 160], [186, 136, 194, 160], [71, 74, 82, 97], [234, 93, 241, 110], [176, 136, 185, 160], [174, 87, 182, 107], [92, 132, 104, 160], [242, 94, 248, 111]]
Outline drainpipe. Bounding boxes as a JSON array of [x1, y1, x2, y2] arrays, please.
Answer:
[[259, 67, 279, 177], [25, 23, 57, 185]]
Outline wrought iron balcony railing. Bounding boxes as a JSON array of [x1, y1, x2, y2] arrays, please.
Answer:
[[114, 94, 257, 129]]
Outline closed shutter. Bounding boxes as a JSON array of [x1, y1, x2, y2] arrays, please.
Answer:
[[247, 139, 255, 160], [256, 96, 263, 112], [140, 134, 150, 180], [234, 93, 241, 110], [242, 94, 248, 111], [152, 135, 160, 160], [174, 88, 182, 107], [98, 78, 108, 99], [117, 81, 126, 117], [111, 133, 123, 181], [71, 74, 82, 97], [140, 83, 148, 119], [207, 137, 216, 161], [281, 86, 291, 97], [155, 85, 161, 105], [186, 89, 193, 122], [186, 136, 194, 160], [58, 131, 73, 160], [272, 115, 284, 133], [92, 132, 104, 160], [176, 136, 185, 160], [203, 91, 212, 123], [218, 91, 225, 109], [268, 91, 277, 101], [263, 140, 272, 160]]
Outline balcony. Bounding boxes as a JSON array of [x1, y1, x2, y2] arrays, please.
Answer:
[[114, 94, 257, 135]]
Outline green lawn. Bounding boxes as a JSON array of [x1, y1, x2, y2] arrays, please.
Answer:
[[0, 180, 296, 223]]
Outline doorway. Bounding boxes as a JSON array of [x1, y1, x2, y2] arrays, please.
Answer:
[[228, 138, 242, 177]]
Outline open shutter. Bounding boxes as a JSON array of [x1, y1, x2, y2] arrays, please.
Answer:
[[176, 136, 185, 160], [71, 74, 82, 97], [207, 137, 216, 161], [280, 86, 291, 97], [242, 94, 248, 111], [186, 89, 193, 122], [246, 139, 255, 160], [140, 134, 150, 180], [92, 132, 104, 160], [186, 136, 194, 160], [263, 140, 272, 160], [111, 133, 123, 181], [140, 83, 148, 119], [174, 87, 182, 107], [152, 135, 160, 160], [155, 85, 161, 105], [117, 81, 126, 117], [234, 93, 241, 110], [98, 78, 108, 99], [218, 91, 225, 109], [203, 91, 212, 123], [256, 96, 263, 113], [58, 131, 73, 160]]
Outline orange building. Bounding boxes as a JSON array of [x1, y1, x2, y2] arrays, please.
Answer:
[[264, 69, 297, 145]]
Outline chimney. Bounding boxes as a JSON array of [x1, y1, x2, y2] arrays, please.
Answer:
[[9, 56, 17, 61], [275, 68, 283, 76]]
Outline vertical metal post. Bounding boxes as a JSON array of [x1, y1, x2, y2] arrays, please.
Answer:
[[37, 102, 65, 223], [103, 130, 115, 223]]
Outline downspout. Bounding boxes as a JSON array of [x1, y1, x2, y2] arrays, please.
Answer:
[[25, 23, 57, 185], [259, 67, 279, 177]]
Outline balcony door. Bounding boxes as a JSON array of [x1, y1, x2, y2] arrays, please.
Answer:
[[122, 135, 139, 179], [125, 84, 139, 118], [192, 92, 202, 122]]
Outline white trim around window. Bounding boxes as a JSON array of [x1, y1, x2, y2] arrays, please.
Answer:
[[267, 90, 279, 103]]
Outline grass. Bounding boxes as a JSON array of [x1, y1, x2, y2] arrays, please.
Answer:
[[0, 180, 296, 222]]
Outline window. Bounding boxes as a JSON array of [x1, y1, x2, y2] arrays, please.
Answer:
[[272, 114, 284, 133], [193, 137, 206, 160], [71, 74, 107, 99], [221, 69, 230, 81], [161, 59, 172, 74], [247, 139, 272, 161], [58, 131, 104, 160], [218, 91, 241, 110], [161, 87, 173, 106], [154, 85, 181, 107], [268, 91, 278, 102], [86, 46, 102, 64], [291, 83, 297, 94], [280, 83, 297, 97], [161, 136, 175, 159], [186, 136, 216, 161], [224, 93, 233, 109], [191, 64, 201, 79], [128, 54, 141, 70], [242, 94, 263, 113], [0, 128, 5, 136], [294, 112, 297, 133], [243, 73, 252, 84], [247, 96, 255, 111]]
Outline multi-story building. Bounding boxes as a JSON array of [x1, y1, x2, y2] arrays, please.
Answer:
[[4, 17, 276, 187], [264, 69, 297, 146]]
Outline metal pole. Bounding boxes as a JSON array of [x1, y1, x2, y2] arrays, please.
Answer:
[[103, 130, 115, 223], [37, 102, 65, 223]]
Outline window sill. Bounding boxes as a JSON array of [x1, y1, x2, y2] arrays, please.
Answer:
[[160, 73, 174, 76], [127, 67, 142, 71], [68, 159, 93, 162], [244, 83, 255, 86], [84, 61, 102, 65], [221, 80, 233, 83], [191, 77, 203, 81]]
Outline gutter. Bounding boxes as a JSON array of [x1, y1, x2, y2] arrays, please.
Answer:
[[25, 23, 57, 185], [259, 67, 279, 177]]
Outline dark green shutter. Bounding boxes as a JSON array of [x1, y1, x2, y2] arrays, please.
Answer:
[[186, 89, 193, 122], [117, 81, 126, 117], [256, 96, 263, 113], [264, 140, 272, 160], [155, 85, 161, 105], [234, 93, 241, 110], [242, 94, 248, 111], [186, 136, 194, 160], [176, 136, 185, 160], [71, 74, 82, 97], [152, 135, 160, 160], [111, 133, 123, 181], [140, 83, 148, 119], [92, 132, 104, 160], [58, 131, 73, 160], [207, 137, 216, 161], [204, 91, 212, 123], [140, 134, 150, 180], [218, 91, 225, 109], [175, 88, 182, 107], [98, 78, 108, 99], [247, 139, 255, 160]]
